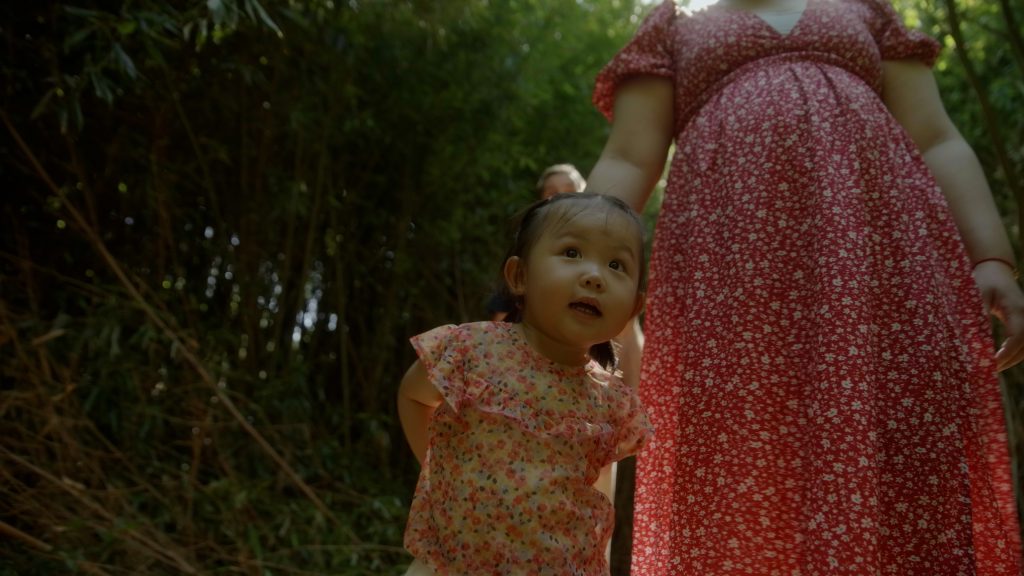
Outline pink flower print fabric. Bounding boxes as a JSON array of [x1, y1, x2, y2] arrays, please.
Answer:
[[594, 0, 1021, 574], [403, 321, 651, 575]]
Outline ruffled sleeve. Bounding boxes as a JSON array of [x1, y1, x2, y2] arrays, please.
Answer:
[[610, 383, 653, 460], [859, 0, 940, 66], [593, 0, 678, 121], [410, 324, 470, 412]]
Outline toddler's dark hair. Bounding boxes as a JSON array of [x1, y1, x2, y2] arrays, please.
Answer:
[[491, 192, 647, 371]]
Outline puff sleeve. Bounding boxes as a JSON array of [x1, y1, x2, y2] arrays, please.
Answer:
[[593, 0, 678, 122], [859, 0, 940, 66], [610, 385, 653, 461], [410, 324, 469, 412]]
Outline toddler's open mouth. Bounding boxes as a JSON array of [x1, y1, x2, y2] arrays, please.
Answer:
[[569, 299, 602, 317]]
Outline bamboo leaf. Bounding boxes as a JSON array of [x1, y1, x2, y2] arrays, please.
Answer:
[[141, 35, 168, 66], [116, 19, 137, 36], [63, 24, 96, 52], [30, 89, 55, 119], [112, 43, 138, 79], [91, 72, 114, 103], [207, 0, 225, 27], [63, 5, 103, 19], [246, 0, 283, 38]]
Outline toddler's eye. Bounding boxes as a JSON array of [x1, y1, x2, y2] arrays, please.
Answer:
[[564, 248, 580, 258], [609, 260, 624, 271]]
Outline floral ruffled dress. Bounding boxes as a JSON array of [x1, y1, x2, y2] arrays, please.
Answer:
[[403, 322, 651, 575]]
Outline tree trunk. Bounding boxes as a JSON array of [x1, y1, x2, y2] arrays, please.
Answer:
[[942, 0, 1024, 238]]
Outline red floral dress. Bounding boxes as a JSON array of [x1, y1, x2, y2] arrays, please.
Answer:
[[594, 1, 1021, 574], [404, 322, 651, 575]]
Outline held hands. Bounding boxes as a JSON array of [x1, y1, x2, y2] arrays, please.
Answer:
[[972, 260, 1024, 371]]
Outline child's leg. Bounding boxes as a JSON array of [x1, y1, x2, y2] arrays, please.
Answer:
[[402, 559, 435, 576]]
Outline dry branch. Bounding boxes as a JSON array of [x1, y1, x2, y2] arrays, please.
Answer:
[[0, 110, 341, 531]]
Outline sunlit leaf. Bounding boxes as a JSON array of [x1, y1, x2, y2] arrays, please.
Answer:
[[207, 0, 226, 26], [117, 19, 138, 36], [245, 0, 284, 38]]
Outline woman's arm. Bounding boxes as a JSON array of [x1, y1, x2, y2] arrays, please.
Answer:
[[589, 77, 667, 406], [398, 360, 443, 465], [882, 59, 1024, 370], [589, 78, 666, 404], [586, 77, 675, 212]]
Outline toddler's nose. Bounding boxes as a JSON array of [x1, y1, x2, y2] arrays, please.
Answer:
[[582, 271, 604, 290]]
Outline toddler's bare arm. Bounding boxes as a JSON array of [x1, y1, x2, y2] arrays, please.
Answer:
[[398, 360, 443, 465]]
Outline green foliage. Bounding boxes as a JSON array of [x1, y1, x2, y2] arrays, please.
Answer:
[[1, 0, 647, 572], [897, 0, 1024, 230], [895, 0, 1024, 528]]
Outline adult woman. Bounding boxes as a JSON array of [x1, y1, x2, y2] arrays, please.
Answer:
[[587, 0, 1024, 573]]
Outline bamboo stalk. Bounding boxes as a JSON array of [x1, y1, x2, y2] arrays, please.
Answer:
[[998, 0, 1024, 81], [0, 518, 53, 551], [1, 109, 341, 531], [1, 449, 198, 574], [942, 0, 1024, 241]]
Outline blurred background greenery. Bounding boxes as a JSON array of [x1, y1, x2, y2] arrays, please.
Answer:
[[1, 0, 1022, 574]]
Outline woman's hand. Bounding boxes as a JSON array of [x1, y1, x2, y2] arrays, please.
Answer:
[[973, 260, 1024, 371]]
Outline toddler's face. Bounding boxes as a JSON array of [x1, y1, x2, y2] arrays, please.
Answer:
[[514, 206, 643, 355]]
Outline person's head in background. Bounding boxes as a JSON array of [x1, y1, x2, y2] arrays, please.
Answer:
[[536, 164, 586, 199]]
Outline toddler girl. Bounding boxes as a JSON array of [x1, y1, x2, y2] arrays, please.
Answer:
[[398, 192, 652, 575]]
